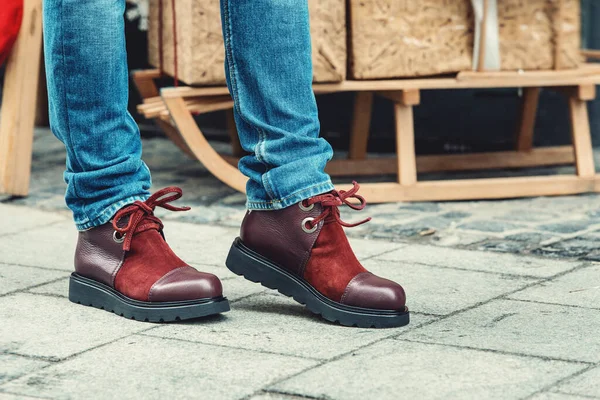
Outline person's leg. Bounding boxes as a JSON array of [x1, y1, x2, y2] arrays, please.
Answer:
[[220, 0, 334, 210], [221, 0, 409, 328], [44, 0, 150, 230], [43, 0, 228, 320]]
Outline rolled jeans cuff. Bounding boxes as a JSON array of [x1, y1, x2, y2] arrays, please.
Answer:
[[246, 180, 334, 210], [74, 194, 149, 231]]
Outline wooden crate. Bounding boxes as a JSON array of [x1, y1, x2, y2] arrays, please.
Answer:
[[349, 0, 581, 79], [148, 0, 346, 85]]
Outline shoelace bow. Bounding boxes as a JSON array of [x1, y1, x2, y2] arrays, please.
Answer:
[[305, 181, 371, 229], [112, 187, 190, 251]]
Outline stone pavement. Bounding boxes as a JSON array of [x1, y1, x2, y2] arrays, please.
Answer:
[[0, 128, 600, 399]]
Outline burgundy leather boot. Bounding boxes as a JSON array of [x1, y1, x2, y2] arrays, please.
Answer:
[[69, 187, 229, 322], [226, 182, 408, 328]]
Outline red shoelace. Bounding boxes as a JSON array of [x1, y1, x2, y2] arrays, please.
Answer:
[[112, 187, 190, 251], [304, 181, 371, 229]]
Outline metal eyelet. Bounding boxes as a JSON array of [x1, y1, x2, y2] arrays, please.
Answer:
[[301, 217, 318, 234], [113, 231, 125, 243], [299, 201, 314, 212]]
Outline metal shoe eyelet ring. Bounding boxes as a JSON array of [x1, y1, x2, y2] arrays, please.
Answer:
[[113, 231, 125, 244], [301, 217, 318, 234], [299, 201, 314, 212]]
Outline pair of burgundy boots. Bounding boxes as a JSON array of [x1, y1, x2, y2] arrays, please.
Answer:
[[69, 184, 409, 328]]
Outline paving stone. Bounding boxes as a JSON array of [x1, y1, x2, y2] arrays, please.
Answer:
[[145, 292, 433, 360], [431, 232, 488, 247], [0, 222, 77, 271], [222, 277, 268, 302], [494, 211, 561, 223], [397, 202, 441, 212], [270, 340, 581, 400], [510, 264, 600, 310], [26, 278, 69, 298], [533, 239, 599, 259], [0, 392, 43, 400], [0, 293, 147, 360], [439, 211, 472, 219], [529, 392, 595, 400], [0, 264, 67, 296], [0, 354, 49, 385], [505, 231, 559, 243], [161, 220, 238, 267], [362, 259, 532, 315], [346, 237, 405, 260], [582, 251, 600, 262], [552, 366, 600, 398], [2, 335, 317, 400], [247, 393, 299, 400], [458, 220, 525, 233], [369, 217, 454, 239], [375, 244, 578, 277], [402, 299, 600, 362], [0, 204, 67, 236], [475, 239, 530, 254], [537, 220, 597, 235]]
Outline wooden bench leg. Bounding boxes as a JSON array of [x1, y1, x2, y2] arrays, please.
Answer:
[[0, 0, 43, 196], [568, 96, 596, 178], [393, 90, 419, 186], [515, 87, 540, 152], [390, 90, 421, 186], [348, 92, 373, 160]]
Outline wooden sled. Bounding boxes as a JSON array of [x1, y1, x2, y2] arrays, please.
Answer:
[[134, 60, 600, 203]]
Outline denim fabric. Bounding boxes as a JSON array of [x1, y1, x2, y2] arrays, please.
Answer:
[[43, 0, 151, 230], [220, 0, 334, 209], [44, 0, 334, 230]]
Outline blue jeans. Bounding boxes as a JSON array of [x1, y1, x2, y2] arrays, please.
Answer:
[[43, 0, 334, 230]]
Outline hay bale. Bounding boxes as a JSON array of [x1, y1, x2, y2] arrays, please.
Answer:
[[148, 0, 346, 86], [349, 0, 581, 79]]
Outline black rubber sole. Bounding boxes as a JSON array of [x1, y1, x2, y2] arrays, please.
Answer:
[[68, 273, 230, 322], [226, 238, 410, 328]]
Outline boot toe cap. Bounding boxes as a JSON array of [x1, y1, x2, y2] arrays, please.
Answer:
[[341, 272, 406, 311], [149, 266, 223, 302]]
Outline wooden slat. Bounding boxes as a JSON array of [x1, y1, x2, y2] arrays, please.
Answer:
[[348, 92, 373, 160], [0, 0, 43, 196], [578, 85, 597, 101], [347, 176, 599, 203], [161, 65, 600, 99], [132, 69, 160, 99], [582, 49, 600, 60], [325, 146, 575, 176], [394, 103, 417, 185], [138, 96, 234, 118], [569, 96, 595, 178], [515, 87, 540, 152]]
